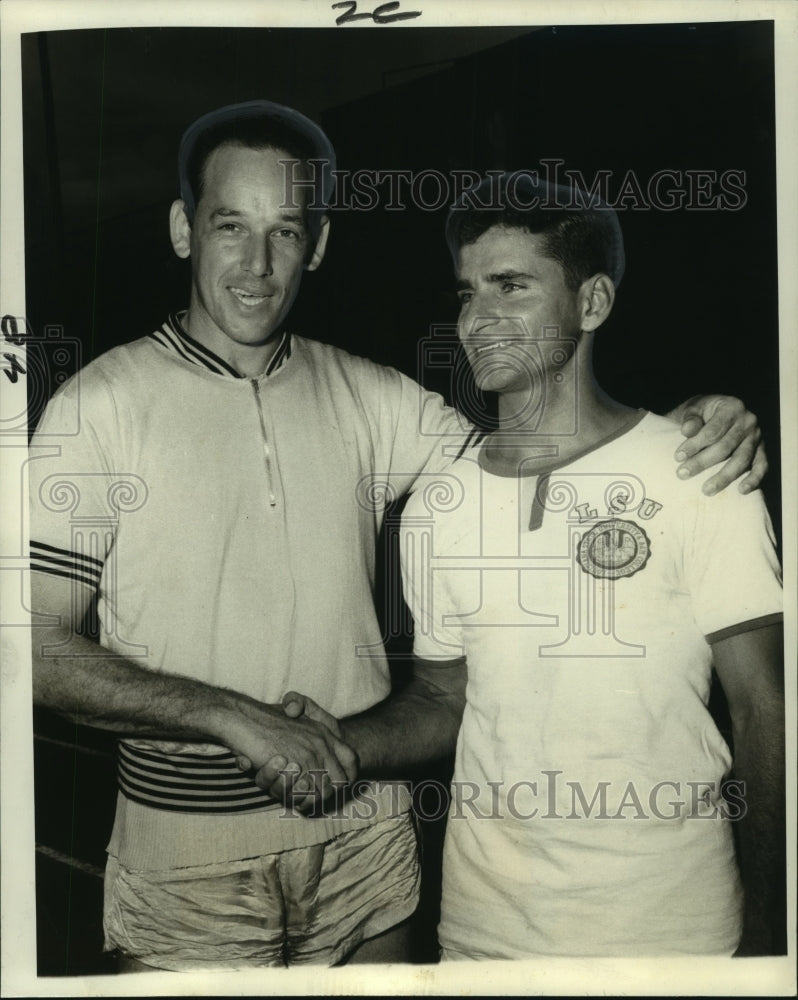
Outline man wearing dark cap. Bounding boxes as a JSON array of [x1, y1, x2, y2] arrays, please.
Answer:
[[29, 102, 771, 971], [30, 100, 454, 970], [280, 173, 784, 959]]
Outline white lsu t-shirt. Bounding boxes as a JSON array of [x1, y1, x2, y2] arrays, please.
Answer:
[[400, 411, 783, 958]]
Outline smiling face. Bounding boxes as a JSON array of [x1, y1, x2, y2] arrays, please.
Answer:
[[455, 225, 586, 395], [170, 142, 328, 365]]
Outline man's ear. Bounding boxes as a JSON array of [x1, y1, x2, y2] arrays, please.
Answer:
[[169, 200, 192, 260], [305, 215, 330, 272], [579, 273, 615, 333]]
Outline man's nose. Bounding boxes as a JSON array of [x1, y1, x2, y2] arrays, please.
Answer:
[[460, 310, 502, 341], [243, 236, 273, 276]]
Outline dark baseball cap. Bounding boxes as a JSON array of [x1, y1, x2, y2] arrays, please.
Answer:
[[446, 170, 626, 287], [177, 99, 337, 222]]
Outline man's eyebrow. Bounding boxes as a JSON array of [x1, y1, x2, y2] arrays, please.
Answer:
[[455, 270, 535, 290], [488, 270, 535, 283], [276, 211, 307, 226], [208, 207, 307, 228], [211, 207, 243, 218]]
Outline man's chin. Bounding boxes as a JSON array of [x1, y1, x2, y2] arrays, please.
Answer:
[[472, 367, 528, 395], [225, 318, 285, 347]]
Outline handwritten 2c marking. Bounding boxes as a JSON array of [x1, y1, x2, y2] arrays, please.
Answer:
[[332, 1, 422, 26]]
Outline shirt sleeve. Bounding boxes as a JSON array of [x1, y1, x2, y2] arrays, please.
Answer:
[[685, 481, 782, 642], [28, 370, 120, 592], [400, 492, 467, 662], [384, 367, 477, 487]]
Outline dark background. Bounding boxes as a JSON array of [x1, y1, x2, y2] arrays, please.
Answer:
[[22, 20, 780, 975]]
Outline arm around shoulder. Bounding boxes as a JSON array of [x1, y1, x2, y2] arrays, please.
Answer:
[[665, 393, 766, 494]]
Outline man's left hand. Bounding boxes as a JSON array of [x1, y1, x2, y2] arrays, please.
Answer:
[[668, 394, 767, 495]]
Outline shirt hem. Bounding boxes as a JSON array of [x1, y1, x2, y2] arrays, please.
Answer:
[[107, 782, 412, 871]]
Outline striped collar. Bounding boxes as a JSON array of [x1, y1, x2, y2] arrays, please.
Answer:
[[148, 313, 292, 379]]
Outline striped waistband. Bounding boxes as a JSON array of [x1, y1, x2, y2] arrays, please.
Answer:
[[30, 540, 104, 590], [118, 742, 279, 814]]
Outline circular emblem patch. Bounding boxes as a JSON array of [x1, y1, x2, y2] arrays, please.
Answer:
[[577, 518, 651, 580]]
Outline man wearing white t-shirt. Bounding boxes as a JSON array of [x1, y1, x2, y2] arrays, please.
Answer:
[[278, 173, 785, 958]]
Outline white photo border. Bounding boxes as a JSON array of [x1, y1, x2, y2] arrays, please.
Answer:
[[1, 1, 795, 996]]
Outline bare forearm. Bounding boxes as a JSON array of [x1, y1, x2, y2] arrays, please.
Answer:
[[32, 625, 261, 745], [32, 623, 357, 796], [340, 662, 466, 775], [732, 706, 786, 955]]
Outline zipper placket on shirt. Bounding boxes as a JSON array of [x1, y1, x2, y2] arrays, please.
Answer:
[[251, 379, 277, 507]]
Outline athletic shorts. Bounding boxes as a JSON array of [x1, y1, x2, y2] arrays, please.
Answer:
[[103, 812, 420, 969]]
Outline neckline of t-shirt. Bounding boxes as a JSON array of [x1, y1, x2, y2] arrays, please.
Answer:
[[476, 408, 650, 479], [156, 312, 293, 381]]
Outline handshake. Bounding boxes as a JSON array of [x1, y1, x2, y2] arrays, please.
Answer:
[[234, 691, 360, 814]]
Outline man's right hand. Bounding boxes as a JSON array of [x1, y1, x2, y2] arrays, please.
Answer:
[[31, 572, 357, 815], [231, 694, 358, 812], [228, 696, 357, 813]]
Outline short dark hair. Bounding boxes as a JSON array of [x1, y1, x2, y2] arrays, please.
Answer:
[[446, 172, 625, 290], [178, 101, 337, 241]]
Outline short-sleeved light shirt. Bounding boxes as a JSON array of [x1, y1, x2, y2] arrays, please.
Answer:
[[401, 411, 782, 958]]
